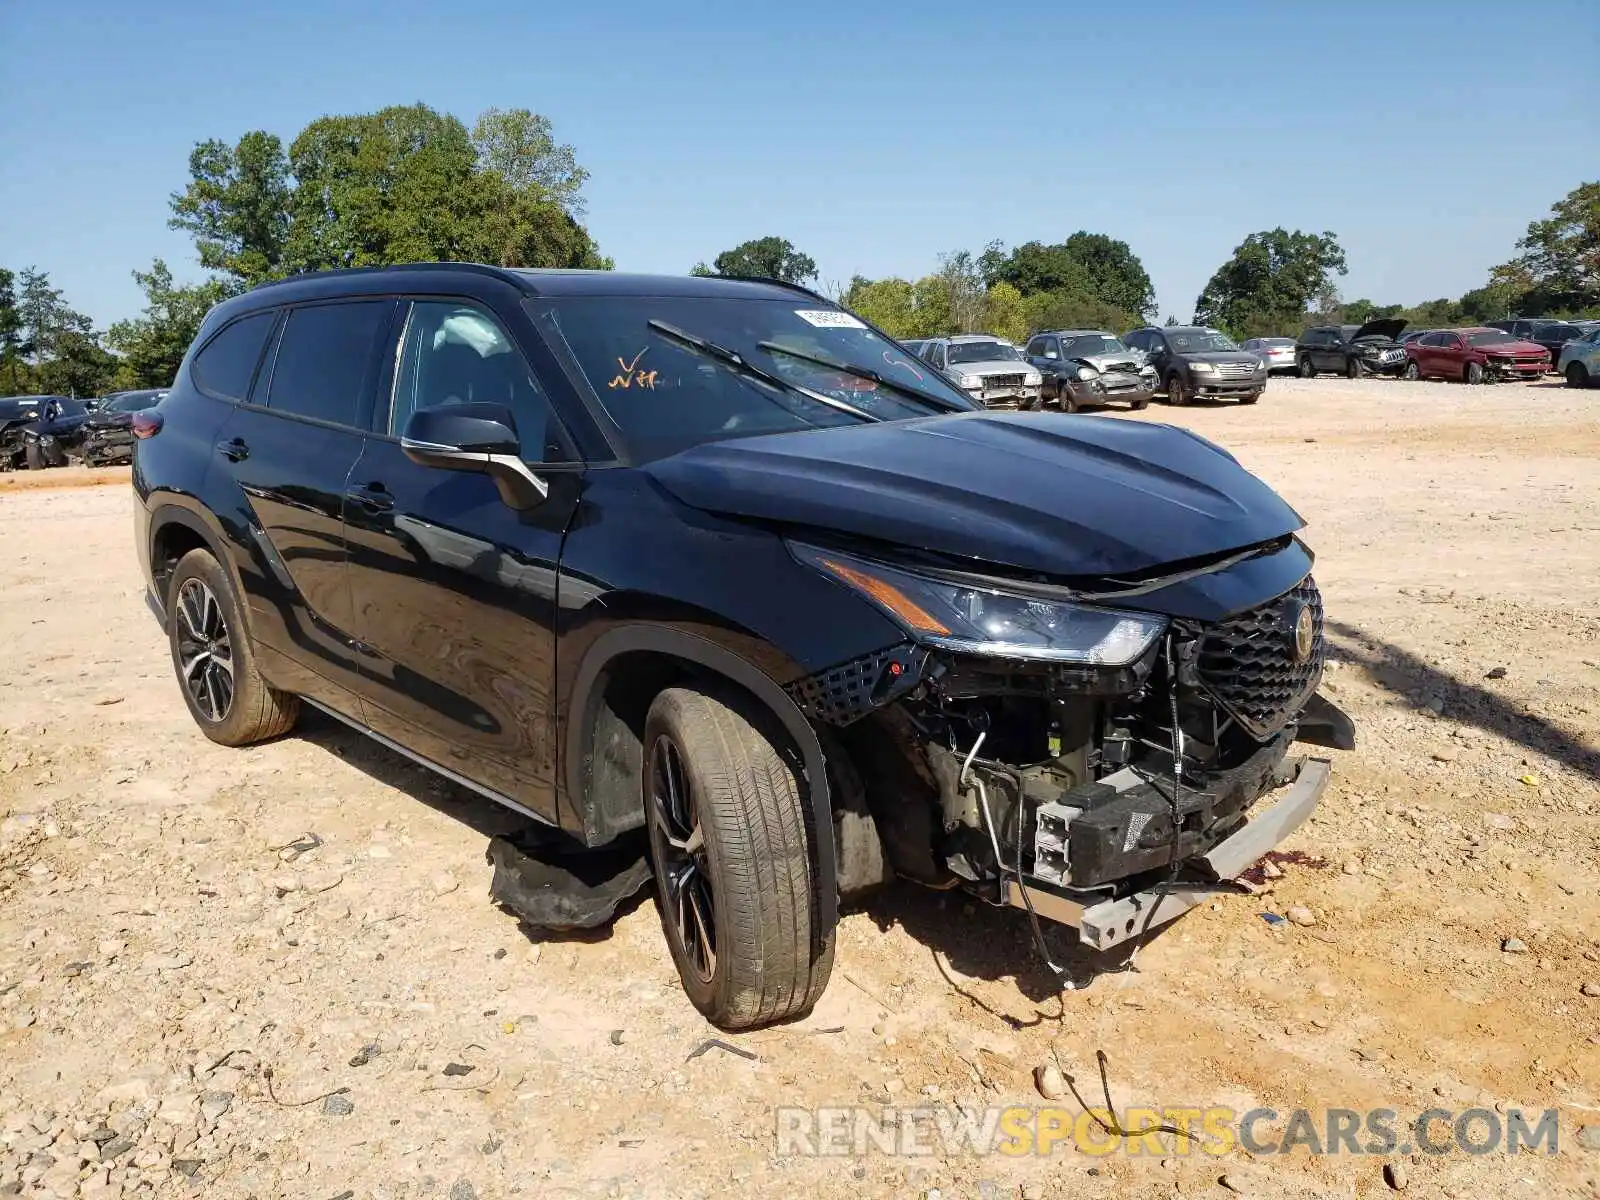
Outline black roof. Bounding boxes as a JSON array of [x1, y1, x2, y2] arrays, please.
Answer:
[[240, 263, 820, 304]]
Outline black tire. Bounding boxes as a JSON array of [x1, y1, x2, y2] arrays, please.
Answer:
[[1345, 357, 1363, 379], [1465, 360, 1484, 385], [1166, 373, 1189, 406], [1403, 360, 1421, 381], [643, 685, 834, 1030], [167, 549, 298, 746], [24, 442, 45, 470], [1298, 357, 1315, 379], [1130, 395, 1150, 411], [1566, 361, 1589, 388], [1058, 387, 1079, 413], [1240, 391, 1260, 405]]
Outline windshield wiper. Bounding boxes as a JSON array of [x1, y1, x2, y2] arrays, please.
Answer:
[[756, 342, 966, 413], [647, 320, 879, 424]]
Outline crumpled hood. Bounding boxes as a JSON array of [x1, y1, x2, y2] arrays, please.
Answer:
[[1074, 352, 1149, 374], [1351, 318, 1407, 343], [645, 411, 1305, 578], [947, 358, 1033, 379]]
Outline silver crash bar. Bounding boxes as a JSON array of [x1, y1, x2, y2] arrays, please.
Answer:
[[1003, 756, 1332, 951]]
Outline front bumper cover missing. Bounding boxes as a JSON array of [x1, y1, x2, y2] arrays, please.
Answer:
[[1003, 756, 1331, 950]]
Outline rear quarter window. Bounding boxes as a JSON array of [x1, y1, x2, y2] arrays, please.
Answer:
[[192, 312, 277, 402]]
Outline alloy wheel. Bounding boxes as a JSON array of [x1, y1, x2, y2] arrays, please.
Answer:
[[650, 734, 717, 982], [175, 578, 235, 722]]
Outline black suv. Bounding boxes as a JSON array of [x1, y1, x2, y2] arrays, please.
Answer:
[[0, 394, 91, 469], [1295, 320, 1409, 378], [1123, 326, 1267, 405], [135, 264, 1350, 1028]]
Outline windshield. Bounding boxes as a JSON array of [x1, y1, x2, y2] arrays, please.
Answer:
[[1061, 335, 1128, 357], [0, 397, 51, 419], [531, 296, 975, 460], [1167, 330, 1238, 353], [947, 340, 1022, 364], [1467, 332, 1518, 347]]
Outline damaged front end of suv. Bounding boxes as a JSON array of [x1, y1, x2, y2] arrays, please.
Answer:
[[786, 538, 1350, 949], [651, 409, 1355, 954]]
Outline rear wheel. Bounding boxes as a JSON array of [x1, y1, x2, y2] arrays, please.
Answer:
[[643, 685, 834, 1029], [1166, 374, 1190, 406], [1298, 357, 1316, 378], [1567, 361, 1590, 388], [1465, 360, 1485, 385], [167, 549, 298, 745], [1403, 360, 1421, 381]]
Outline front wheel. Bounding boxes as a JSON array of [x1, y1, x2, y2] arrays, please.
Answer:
[[1240, 391, 1260, 405], [167, 549, 299, 745], [1567, 362, 1590, 388], [1058, 387, 1079, 413], [1403, 360, 1420, 381], [1298, 357, 1316, 378], [643, 685, 834, 1029], [1346, 357, 1363, 379], [1465, 361, 1484, 385], [1130, 395, 1150, 411], [1166, 374, 1190, 406]]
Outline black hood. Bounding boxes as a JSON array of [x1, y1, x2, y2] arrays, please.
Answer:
[[1351, 318, 1407, 343], [85, 410, 134, 430], [645, 412, 1304, 578]]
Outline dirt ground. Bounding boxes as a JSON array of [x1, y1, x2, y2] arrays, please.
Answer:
[[2, 376, 1598, 1200]]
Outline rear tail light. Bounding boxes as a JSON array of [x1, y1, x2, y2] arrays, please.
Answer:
[[131, 411, 163, 440]]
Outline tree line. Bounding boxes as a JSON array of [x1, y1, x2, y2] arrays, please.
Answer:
[[2, 118, 1595, 399], [1, 104, 607, 397]]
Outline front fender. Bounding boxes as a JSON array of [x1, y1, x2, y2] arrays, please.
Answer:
[[563, 622, 839, 931]]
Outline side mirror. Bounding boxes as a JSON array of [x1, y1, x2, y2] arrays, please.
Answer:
[[400, 402, 549, 510]]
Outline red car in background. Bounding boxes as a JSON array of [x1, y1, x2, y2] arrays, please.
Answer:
[[1403, 327, 1550, 384]]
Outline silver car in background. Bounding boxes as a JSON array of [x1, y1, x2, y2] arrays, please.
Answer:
[[917, 335, 1043, 408], [1242, 337, 1298, 374]]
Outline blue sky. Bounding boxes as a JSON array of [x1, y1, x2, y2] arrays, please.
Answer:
[[2, 0, 1597, 329]]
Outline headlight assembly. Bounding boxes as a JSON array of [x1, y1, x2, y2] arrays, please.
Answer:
[[1190, 362, 1217, 373], [958, 374, 982, 389], [791, 545, 1167, 664], [1074, 366, 1097, 381], [1024, 371, 1043, 386]]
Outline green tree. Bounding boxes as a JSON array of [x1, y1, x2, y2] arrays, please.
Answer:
[[0, 268, 27, 394], [934, 249, 987, 333], [168, 131, 292, 286], [31, 329, 116, 398], [105, 260, 235, 390], [982, 282, 1028, 344], [985, 241, 1092, 296], [701, 237, 818, 284], [1490, 181, 1599, 314], [1063, 232, 1156, 319], [17, 267, 91, 364], [1023, 290, 1135, 336], [1193, 229, 1347, 338], [841, 276, 917, 337], [909, 275, 952, 336], [471, 107, 589, 216]]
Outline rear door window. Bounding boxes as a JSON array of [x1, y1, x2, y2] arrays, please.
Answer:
[[192, 311, 276, 402], [265, 302, 390, 427]]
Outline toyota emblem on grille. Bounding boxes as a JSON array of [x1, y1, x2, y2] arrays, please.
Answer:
[[1286, 600, 1315, 663]]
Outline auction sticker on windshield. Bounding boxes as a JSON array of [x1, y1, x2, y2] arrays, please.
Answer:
[[795, 310, 866, 329]]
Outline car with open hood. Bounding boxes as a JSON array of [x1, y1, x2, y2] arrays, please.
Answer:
[[1296, 320, 1410, 378], [0, 394, 90, 470], [913, 334, 1043, 408], [1023, 329, 1158, 411], [134, 265, 1351, 1029], [1124, 325, 1268, 406]]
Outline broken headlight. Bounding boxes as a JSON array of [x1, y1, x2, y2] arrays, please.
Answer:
[[792, 545, 1166, 664]]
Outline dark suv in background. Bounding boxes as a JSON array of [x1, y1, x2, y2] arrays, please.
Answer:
[[1295, 320, 1409, 378], [134, 264, 1347, 1029], [1124, 325, 1267, 405]]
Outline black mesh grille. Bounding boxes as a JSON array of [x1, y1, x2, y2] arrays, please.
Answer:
[[1196, 576, 1324, 740], [787, 645, 922, 727]]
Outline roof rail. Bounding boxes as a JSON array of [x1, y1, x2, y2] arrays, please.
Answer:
[[715, 274, 835, 305], [247, 261, 522, 293]]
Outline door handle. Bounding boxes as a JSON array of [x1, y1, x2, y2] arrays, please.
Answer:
[[345, 483, 395, 513], [215, 437, 249, 462]]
